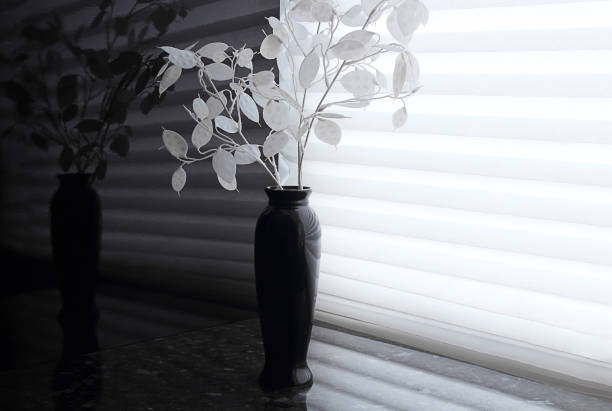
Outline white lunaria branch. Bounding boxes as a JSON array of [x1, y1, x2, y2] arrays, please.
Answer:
[[157, 0, 427, 192]]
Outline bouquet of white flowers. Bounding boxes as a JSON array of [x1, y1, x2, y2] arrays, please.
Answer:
[[158, 0, 427, 193]]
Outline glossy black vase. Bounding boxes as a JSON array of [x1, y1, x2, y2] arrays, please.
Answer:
[[254, 186, 321, 391], [50, 174, 101, 359]]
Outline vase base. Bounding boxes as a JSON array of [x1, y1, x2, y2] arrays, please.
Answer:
[[258, 364, 313, 392]]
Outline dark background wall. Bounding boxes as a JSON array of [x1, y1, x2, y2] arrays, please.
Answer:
[[0, 0, 279, 369]]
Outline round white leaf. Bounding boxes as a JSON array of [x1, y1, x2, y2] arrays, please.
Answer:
[[196, 42, 228, 59], [340, 69, 376, 97], [392, 107, 408, 130], [212, 149, 236, 183], [171, 167, 187, 193], [314, 119, 341, 146], [205, 63, 234, 81], [251, 71, 275, 89], [393, 53, 407, 97], [215, 116, 239, 133], [263, 101, 290, 131], [192, 119, 213, 150], [207, 96, 226, 118], [311, 2, 333, 22], [239, 93, 260, 123], [263, 130, 290, 157], [162, 129, 188, 159], [218, 175, 237, 191], [234, 144, 260, 165], [260, 35, 283, 60], [330, 40, 367, 61], [299, 49, 320, 89], [192, 97, 209, 120], [159, 65, 181, 95], [342, 5, 366, 27], [159, 47, 197, 69]]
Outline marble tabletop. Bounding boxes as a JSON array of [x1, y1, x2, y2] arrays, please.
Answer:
[[1, 318, 610, 410]]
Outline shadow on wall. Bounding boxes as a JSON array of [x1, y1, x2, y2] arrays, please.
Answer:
[[0, 0, 278, 370]]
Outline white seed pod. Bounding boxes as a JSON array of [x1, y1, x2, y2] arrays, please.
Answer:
[[159, 47, 197, 69], [159, 65, 181, 95], [162, 129, 188, 159], [340, 69, 376, 97], [239, 92, 260, 123], [215, 116, 239, 133], [396, 0, 429, 37], [236, 48, 254, 68], [260, 35, 283, 59], [171, 166, 187, 193], [191, 119, 213, 150], [205, 63, 233, 81], [192, 97, 209, 120], [290, 0, 315, 22], [342, 5, 366, 27], [314, 119, 341, 146], [156, 60, 170, 78], [263, 101, 290, 131], [299, 49, 320, 88], [217, 175, 237, 191], [212, 148, 236, 183], [196, 42, 228, 59], [338, 30, 376, 48], [404, 51, 421, 85], [392, 107, 408, 130], [393, 53, 407, 97], [263, 130, 290, 157], [251, 70, 276, 89], [234, 144, 260, 165], [207, 96, 226, 118], [330, 39, 367, 61], [311, 2, 333, 22]]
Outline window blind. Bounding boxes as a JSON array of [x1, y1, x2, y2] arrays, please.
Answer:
[[294, 0, 612, 396]]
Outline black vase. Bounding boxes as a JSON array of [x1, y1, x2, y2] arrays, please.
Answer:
[[254, 186, 321, 391], [50, 173, 101, 359]]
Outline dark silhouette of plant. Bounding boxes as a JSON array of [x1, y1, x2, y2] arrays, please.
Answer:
[[0, 0, 188, 181]]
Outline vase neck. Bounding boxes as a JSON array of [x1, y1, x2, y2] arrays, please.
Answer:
[[265, 186, 312, 207]]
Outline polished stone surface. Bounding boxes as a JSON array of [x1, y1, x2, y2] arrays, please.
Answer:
[[1, 318, 610, 410]]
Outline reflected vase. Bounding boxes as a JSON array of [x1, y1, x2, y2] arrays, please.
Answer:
[[50, 173, 101, 359]]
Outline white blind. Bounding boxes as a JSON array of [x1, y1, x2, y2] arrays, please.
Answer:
[[298, 0, 612, 396]]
